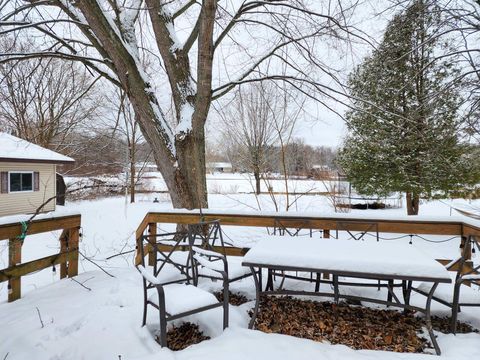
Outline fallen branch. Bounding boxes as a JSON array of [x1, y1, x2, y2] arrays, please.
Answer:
[[70, 277, 92, 291], [78, 251, 115, 278], [35, 307, 44, 328]]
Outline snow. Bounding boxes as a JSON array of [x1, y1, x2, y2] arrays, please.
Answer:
[[417, 281, 480, 304], [176, 103, 194, 136], [0, 190, 479, 359], [0, 208, 80, 226], [242, 237, 451, 281], [148, 283, 219, 316], [0, 132, 74, 163], [207, 162, 233, 169]]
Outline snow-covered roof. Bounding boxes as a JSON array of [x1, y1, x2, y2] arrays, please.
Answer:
[[0, 132, 74, 164]]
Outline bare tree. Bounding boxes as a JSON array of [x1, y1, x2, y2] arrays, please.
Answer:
[[106, 89, 144, 203], [1, 0, 367, 210], [268, 82, 304, 211], [0, 37, 101, 150], [219, 83, 279, 194]]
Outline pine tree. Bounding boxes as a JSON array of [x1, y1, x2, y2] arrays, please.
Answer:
[[337, 0, 479, 215]]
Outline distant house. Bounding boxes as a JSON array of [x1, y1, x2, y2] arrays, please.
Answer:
[[310, 165, 334, 180], [0, 133, 74, 217], [206, 162, 233, 173]]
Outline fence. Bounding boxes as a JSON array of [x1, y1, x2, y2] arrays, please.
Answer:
[[0, 214, 81, 302]]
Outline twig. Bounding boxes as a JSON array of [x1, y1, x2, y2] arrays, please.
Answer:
[[35, 307, 44, 328], [3, 352, 9, 360], [106, 249, 135, 260], [78, 250, 115, 278], [70, 277, 92, 291]]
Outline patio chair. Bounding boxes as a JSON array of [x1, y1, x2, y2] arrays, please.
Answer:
[[414, 237, 480, 333], [188, 220, 255, 284], [136, 230, 229, 347]]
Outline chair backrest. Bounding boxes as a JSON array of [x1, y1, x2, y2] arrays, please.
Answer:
[[138, 230, 193, 286], [187, 220, 226, 255]]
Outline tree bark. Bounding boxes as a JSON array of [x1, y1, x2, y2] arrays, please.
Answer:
[[406, 192, 419, 215], [254, 168, 261, 195]]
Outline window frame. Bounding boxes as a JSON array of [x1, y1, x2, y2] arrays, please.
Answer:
[[8, 171, 34, 193]]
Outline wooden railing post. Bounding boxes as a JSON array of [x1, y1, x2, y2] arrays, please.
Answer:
[[67, 227, 79, 277], [460, 236, 472, 261], [148, 223, 157, 266], [8, 238, 22, 302], [59, 230, 68, 279]]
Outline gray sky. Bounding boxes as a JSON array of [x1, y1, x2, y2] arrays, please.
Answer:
[[207, 1, 394, 149]]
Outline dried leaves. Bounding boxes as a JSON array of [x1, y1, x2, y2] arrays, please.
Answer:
[[158, 296, 479, 353], [214, 290, 250, 306], [251, 297, 431, 353], [161, 323, 210, 351], [431, 316, 479, 334]]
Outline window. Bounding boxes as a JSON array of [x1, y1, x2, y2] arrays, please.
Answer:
[[9, 172, 33, 192]]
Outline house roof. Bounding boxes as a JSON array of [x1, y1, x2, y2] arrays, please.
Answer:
[[0, 132, 74, 164]]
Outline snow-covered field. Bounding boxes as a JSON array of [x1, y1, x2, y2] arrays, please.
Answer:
[[1, 185, 480, 360], [134, 171, 337, 194]]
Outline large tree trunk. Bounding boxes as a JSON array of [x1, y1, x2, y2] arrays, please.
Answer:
[[72, 0, 215, 211], [172, 130, 208, 209], [406, 192, 419, 215]]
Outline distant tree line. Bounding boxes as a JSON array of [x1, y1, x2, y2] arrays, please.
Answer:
[[207, 138, 338, 179]]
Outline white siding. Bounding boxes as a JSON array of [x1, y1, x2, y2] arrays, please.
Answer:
[[0, 162, 56, 217]]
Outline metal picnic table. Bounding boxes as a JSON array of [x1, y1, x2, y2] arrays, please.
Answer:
[[242, 237, 452, 355]]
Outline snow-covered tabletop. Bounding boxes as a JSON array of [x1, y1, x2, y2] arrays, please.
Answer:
[[242, 237, 451, 282]]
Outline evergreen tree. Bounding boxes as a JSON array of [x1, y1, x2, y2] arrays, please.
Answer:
[[337, 0, 479, 215]]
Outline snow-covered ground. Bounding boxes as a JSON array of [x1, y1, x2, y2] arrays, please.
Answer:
[[132, 171, 339, 194], [1, 187, 480, 360]]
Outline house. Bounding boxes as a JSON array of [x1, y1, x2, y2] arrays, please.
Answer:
[[206, 162, 233, 173], [0, 132, 74, 217], [309, 164, 335, 180]]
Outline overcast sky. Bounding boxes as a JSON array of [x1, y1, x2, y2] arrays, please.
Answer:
[[206, 0, 396, 149]]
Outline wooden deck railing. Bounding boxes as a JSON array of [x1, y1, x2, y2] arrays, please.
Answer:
[[0, 214, 81, 302], [135, 211, 480, 269]]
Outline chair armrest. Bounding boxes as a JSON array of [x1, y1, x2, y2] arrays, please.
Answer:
[[136, 265, 161, 285], [191, 247, 228, 282], [193, 253, 225, 272], [192, 246, 225, 259]]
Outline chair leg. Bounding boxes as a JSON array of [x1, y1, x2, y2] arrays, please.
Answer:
[[142, 301, 147, 327], [451, 282, 462, 334], [158, 288, 168, 347], [223, 286, 229, 329], [142, 282, 147, 326], [315, 272, 320, 292], [258, 268, 263, 291], [159, 308, 168, 347]]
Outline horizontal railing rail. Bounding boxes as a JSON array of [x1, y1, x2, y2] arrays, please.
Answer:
[[135, 211, 480, 277]]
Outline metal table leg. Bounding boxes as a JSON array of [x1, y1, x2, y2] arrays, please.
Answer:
[[266, 268, 274, 291], [248, 266, 261, 329], [333, 275, 339, 304], [426, 282, 441, 355]]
